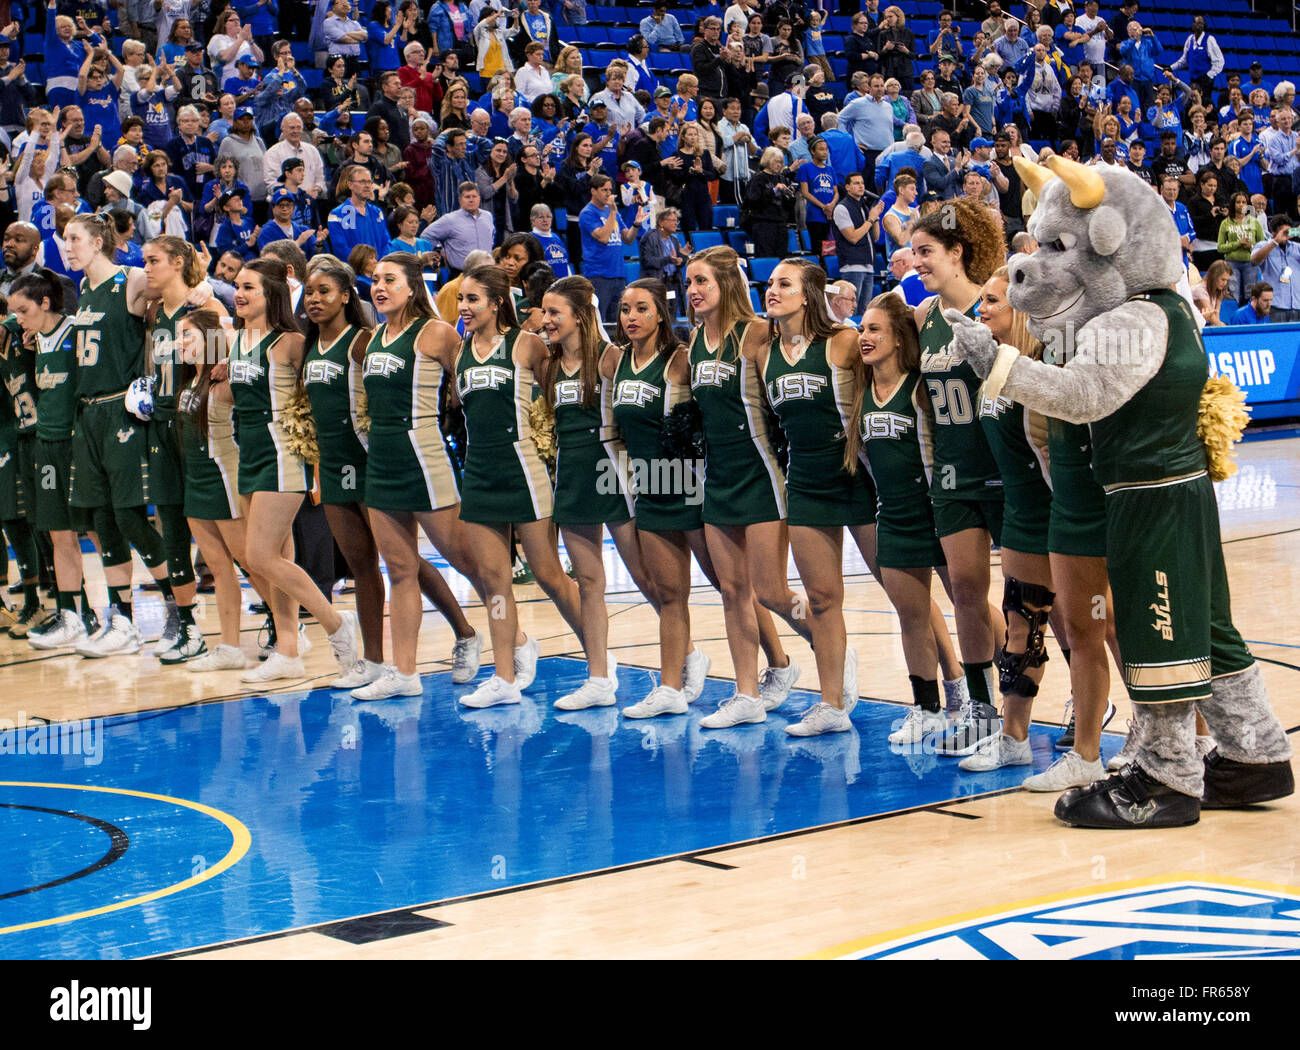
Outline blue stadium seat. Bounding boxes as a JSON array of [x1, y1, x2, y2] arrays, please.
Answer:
[[713, 205, 739, 228], [692, 230, 723, 249], [823, 256, 840, 278], [749, 287, 764, 313], [788, 229, 802, 254], [749, 257, 780, 282], [625, 260, 641, 283], [301, 68, 323, 89], [726, 230, 750, 254], [576, 26, 607, 43], [291, 42, 313, 62]]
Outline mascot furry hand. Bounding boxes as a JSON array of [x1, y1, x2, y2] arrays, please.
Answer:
[[945, 154, 1293, 830]]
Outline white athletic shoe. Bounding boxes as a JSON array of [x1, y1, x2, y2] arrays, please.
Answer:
[[513, 635, 540, 691], [785, 701, 852, 737], [888, 706, 949, 746], [157, 623, 208, 664], [258, 620, 313, 660], [758, 659, 801, 711], [1022, 750, 1106, 792], [555, 675, 618, 711], [460, 674, 523, 708], [27, 610, 87, 651], [935, 700, 1002, 756], [333, 659, 385, 689], [959, 732, 1033, 772], [700, 692, 766, 729], [842, 647, 859, 716], [351, 665, 422, 701], [328, 609, 360, 670], [943, 676, 970, 716], [152, 599, 180, 656], [621, 684, 688, 719], [451, 631, 484, 683], [1106, 719, 1141, 771], [187, 643, 247, 672], [76, 611, 143, 658], [682, 647, 711, 703], [240, 651, 306, 683]]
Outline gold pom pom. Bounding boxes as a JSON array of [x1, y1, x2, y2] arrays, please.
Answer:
[[1198, 375, 1251, 482], [278, 387, 320, 465], [528, 395, 556, 469], [354, 385, 371, 434]]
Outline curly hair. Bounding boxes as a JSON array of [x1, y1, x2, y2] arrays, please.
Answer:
[[911, 198, 1005, 287]]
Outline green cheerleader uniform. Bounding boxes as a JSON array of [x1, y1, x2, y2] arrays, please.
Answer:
[[550, 354, 634, 526], [764, 334, 875, 527], [455, 326, 554, 524], [918, 299, 1004, 543], [228, 328, 310, 495], [689, 322, 786, 526], [305, 324, 371, 505], [1046, 418, 1108, 558], [979, 393, 1051, 556], [611, 346, 703, 533], [179, 381, 241, 521], [860, 372, 946, 569], [362, 318, 461, 513]]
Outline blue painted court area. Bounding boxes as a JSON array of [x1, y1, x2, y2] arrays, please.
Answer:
[[0, 659, 1120, 959]]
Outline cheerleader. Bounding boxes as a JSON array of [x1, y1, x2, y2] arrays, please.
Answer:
[[612, 279, 789, 718], [228, 258, 360, 683], [539, 276, 655, 709], [843, 294, 966, 744], [684, 246, 805, 728], [142, 236, 225, 663], [454, 264, 585, 708], [761, 258, 875, 737], [331, 253, 482, 699], [910, 200, 1007, 755]]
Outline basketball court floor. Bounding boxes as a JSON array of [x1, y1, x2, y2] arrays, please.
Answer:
[[2, 435, 1298, 961]]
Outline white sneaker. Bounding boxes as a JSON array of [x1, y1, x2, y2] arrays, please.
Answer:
[[758, 659, 801, 711], [959, 732, 1033, 772], [622, 684, 687, 719], [157, 623, 208, 664], [842, 647, 859, 716], [188, 643, 247, 672], [240, 651, 306, 683], [555, 676, 618, 710], [153, 599, 180, 656], [27, 609, 87, 651], [785, 701, 852, 737], [513, 635, 540, 691], [1106, 719, 1141, 771], [682, 647, 711, 703], [460, 673, 523, 708], [1022, 750, 1105, 791], [351, 665, 422, 701], [258, 621, 313, 660], [888, 706, 949, 746], [328, 609, 360, 670], [700, 692, 766, 729], [943, 676, 970, 716], [451, 630, 483, 683], [333, 658, 384, 689], [76, 611, 143, 658]]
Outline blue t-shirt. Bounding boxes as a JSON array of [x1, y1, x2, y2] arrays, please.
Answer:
[[579, 203, 627, 278], [1055, 24, 1084, 70], [115, 241, 144, 267], [216, 216, 259, 260], [257, 221, 317, 257], [390, 236, 434, 256], [132, 89, 177, 150], [223, 75, 261, 98], [76, 85, 122, 149], [521, 11, 551, 60], [1230, 136, 1265, 196], [798, 162, 837, 208], [1168, 201, 1194, 265], [963, 84, 997, 136], [532, 231, 571, 277], [583, 122, 622, 178]]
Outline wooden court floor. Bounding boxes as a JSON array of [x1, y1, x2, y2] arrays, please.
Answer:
[[3, 437, 1298, 959]]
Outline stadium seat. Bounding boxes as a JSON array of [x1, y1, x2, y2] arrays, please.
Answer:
[[726, 230, 751, 254], [749, 257, 780, 282], [713, 205, 739, 228], [823, 256, 840, 278], [625, 260, 641, 283], [691, 230, 723, 250]]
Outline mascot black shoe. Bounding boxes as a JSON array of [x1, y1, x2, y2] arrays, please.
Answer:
[[1055, 765, 1201, 829], [1202, 749, 1296, 809]]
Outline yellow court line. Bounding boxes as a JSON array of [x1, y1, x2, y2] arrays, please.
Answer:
[[805, 872, 1300, 960], [0, 781, 251, 937]]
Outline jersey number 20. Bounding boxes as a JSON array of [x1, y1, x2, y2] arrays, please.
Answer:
[[926, 377, 973, 426]]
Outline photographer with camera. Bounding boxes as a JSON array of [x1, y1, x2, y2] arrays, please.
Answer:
[[743, 146, 797, 258]]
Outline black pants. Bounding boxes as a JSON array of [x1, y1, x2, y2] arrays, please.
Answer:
[[752, 221, 788, 260], [807, 220, 830, 257]]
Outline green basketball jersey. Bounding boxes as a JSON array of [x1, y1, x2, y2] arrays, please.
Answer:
[[228, 329, 297, 422], [34, 316, 78, 440], [552, 353, 618, 450], [612, 346, 688, 464], [860, 372, 931, 512], [147, 304, 186, 419], [918, 299, 1002, 500], [73, 267, 146, 397], [689, 322, 771, 449], [308, 324, 370, 445], [1, 317, 38, 441], [1089, 289, 1209, 489], [455, 328, 533, 450], [363, 319, 440, 434]]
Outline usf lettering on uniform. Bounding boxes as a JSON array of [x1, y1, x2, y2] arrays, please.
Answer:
[[550, 359, 634, 526], [303, 325, 370, 506], [227, 329, 309, 495]]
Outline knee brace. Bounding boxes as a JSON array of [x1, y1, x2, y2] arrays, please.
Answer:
[[92, 507, 132, 567], [112, 505, 167, 569], [158, 504, 195, 587], [996, 576, 1055, 698]]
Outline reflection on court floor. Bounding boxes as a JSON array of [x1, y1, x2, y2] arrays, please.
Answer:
[[0, 658, 1120, 959]]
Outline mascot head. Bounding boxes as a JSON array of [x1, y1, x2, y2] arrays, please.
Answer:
[[1007, 155, 1184, 342]]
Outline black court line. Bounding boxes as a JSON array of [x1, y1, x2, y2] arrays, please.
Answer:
[[1223, 526, 1300, 545], [681, 856, 738, 870], [0, 804, 129, 900], [150, 785, 1022, 959], [1255, 656, 1300, 674], [928, 808, 981, 821]]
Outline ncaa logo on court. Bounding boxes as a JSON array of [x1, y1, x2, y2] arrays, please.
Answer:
[[818, 879, 1300, 960]]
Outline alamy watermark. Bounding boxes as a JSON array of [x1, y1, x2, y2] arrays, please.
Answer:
[[0, 713, 103, 766], [595, 452, 705, 505]]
